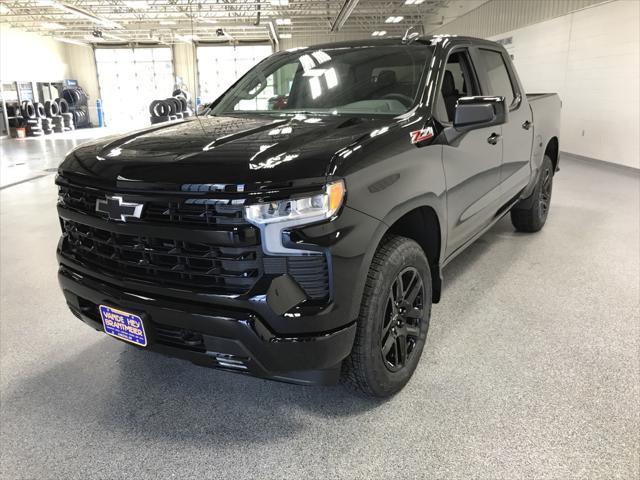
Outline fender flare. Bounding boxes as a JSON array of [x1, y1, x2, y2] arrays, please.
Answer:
[[346, 194, 446, 321]]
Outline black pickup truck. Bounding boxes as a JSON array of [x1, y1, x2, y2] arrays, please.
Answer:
[[56, 35, 561, 396]]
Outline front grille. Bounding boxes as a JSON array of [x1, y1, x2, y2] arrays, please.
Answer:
[[61, 219, 261, 292], [58, 179, 331, 300], [58, 183, 245, 228]]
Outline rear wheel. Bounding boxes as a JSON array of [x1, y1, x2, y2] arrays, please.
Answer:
[[511, 155, 554, 232], [342, 235, 432, 397]]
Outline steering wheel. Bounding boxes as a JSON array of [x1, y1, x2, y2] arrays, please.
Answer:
[[381, 93, 414, 107]]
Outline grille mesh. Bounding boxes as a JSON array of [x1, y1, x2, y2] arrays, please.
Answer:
[[61, 220, 261, 292]]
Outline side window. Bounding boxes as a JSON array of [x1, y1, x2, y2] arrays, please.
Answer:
[[477, 49, 516, 106], [437, 50, 480, 123]]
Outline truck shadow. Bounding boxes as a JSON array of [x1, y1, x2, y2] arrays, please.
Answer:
[[2, 339, 383, 447]]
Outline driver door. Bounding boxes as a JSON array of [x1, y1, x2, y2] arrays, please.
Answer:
[[437, 48, 503, 259]]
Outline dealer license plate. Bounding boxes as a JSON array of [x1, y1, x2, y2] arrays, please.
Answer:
[[99, 305, 147, 347]]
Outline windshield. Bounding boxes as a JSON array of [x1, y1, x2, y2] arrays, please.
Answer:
[[210, 45, 433, 117]]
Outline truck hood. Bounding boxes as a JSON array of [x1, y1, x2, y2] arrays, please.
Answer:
[[60, 114, 391, 186]]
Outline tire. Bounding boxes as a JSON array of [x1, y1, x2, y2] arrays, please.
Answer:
[[164, 97, 179, 116], [149, 100, 169, 117], [49, 100, 60, 117], [62, 89, 83, 106], [510, 155, 554, 233], [175, 95, 188, 112], [173, 88, 190, 102], [35, 102, 46, 118], [21, 101, 36, 119], [342, 235, 432, 397], [55, 98, 69, 114]]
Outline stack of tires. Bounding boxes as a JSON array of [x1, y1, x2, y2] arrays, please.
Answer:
[[35, 102, 53, 135], [20, 101, 44, 137], [149, 96, 192, 125], [61, 87, 90, 128], [54, 98, 74, 132], [44, 99, 63, 133]]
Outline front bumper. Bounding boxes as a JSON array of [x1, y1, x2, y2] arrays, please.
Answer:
[[59, 265, 356, 384], [57, 205, 383, 385]]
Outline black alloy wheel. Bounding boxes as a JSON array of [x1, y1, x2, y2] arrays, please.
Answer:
[[381, 267, 425, 372], [538, 164, 553, 221]]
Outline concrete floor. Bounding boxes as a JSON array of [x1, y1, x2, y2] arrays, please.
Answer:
[[0, 135, 638, 479]]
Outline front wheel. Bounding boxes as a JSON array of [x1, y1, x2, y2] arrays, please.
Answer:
[[342, 235, 432, 397], [510, 154, 554, 232]]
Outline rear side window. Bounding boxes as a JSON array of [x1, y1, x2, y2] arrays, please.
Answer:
[[478, 49, 516, 106]]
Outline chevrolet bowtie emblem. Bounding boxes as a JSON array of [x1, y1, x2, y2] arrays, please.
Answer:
[[95, 196, 144, 222]]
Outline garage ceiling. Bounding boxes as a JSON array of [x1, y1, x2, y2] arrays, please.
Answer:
[[0, 0, 488, 45]]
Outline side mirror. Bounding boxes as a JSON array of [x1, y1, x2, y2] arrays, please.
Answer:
[[453, 96, 507, 132]]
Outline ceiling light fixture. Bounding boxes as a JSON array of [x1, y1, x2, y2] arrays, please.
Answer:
[[275, 18, 291, 25], [385, 16, 404, 23], [280, 33, 292, 39], [404, 0, 425, 4], [270, 0, 289, 5], [371, 30, 387, 36], [42, 22, 66, 29]]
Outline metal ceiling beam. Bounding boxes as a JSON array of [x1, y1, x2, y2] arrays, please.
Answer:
[[1, 0, 488, 43], [330, 0, 359, 32]]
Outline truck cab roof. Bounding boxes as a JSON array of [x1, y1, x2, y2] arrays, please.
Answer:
[[305, 35, 504, 51]]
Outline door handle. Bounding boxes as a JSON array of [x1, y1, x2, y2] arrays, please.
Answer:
[[522, 120, 532, 130], [487, 133, 501, 145]]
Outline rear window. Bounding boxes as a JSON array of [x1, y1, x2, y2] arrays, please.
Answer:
[[478, 49, 516, 106]]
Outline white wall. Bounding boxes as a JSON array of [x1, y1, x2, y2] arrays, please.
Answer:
[[172, 42, 197, 101], [490, 0, 639, 168], [64, 44, 101, 125], [0, 24, 70, 81]]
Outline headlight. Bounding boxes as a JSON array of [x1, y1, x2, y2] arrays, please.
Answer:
[[245, 180, 345, 225], [244, 180, 345, 255]]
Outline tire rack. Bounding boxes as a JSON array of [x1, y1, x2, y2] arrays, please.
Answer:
[[61, 86, 92, 129]]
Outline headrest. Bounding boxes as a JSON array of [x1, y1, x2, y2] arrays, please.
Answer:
[[376, 70, 396, 87], [442, 70, 456, 96]]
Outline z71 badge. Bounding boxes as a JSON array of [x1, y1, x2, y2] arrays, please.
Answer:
[[410, 127, 434, 144]]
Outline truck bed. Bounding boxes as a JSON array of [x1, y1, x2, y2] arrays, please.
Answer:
[[527, 92, 562, 171]]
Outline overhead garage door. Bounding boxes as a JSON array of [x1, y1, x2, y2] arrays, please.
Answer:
[[95, 47, 174, 128], [197, 44, 272, 104]]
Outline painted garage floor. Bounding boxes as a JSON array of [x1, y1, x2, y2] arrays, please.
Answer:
[[0, 140, 638, 479]]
